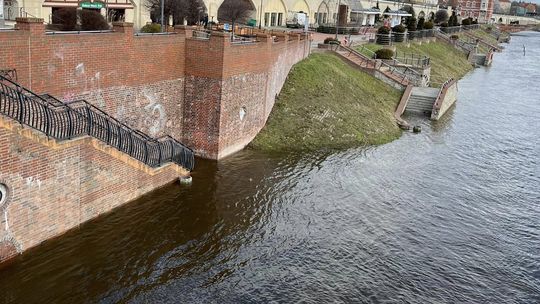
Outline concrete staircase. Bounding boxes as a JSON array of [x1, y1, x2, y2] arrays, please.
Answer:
[[405, 87, 439, 116]]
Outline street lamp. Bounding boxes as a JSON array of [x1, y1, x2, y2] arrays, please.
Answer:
[[0, 0, 4, 27], [259, 0, 263, 29], [160, 0, 165, 32], [335, 0, 341, 39]]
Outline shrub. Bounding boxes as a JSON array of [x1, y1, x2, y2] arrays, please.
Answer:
[[392, 24, 406, 33], [448, 12, 459, 26], [472, 19, 478, 24], [450, 34, 459, 40], [375, 48, 394, 59], [434, 9, 449, 24], [424, 21, 434, 29], [462, 18, 471, 26], [486, 25, 493, 31], [377, 26, 390, 34], [407, 17, 417, 32], [141, 23, 162, 33], [80, 9, 109, 31], [55, 8, 77, 31], [323, 37, 340, 44], [417, 17, 425, 30], [440, 22, 449, 27]]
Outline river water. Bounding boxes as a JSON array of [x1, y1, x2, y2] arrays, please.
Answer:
[[1, 33, 539, 303]]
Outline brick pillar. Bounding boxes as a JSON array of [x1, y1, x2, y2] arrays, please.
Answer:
[[183, 32, 228, 159], [15, 17, 45, 35], [174, 25, 193, 38], [112, 22, 134, 35]]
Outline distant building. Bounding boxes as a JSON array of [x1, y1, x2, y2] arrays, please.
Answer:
[[496, 0, 512, 14], [455, 0, 494, 22], [2, 0, 150, 28], [510, 2, 538, 15]]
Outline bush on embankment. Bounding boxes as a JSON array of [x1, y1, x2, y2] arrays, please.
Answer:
[[249, 53, 402, 152]]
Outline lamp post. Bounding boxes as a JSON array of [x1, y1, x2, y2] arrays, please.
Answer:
[[335, 0, 341, 39], [0, 0, 4, 27], [259, 0, 263, 29], [160, 0, 165, 32]]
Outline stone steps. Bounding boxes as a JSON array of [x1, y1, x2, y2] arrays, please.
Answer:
[[406, 87, 438, 115]]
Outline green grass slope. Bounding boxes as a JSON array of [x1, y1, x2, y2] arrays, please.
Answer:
[[250, 53, 402, 152], [356, 41, 474, 85]]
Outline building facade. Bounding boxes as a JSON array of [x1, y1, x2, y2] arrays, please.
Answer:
[[495, 0, 511, 14], [2, 0, 150, 28], [3, 0, 440, 30], [455, 0, 494, 22]]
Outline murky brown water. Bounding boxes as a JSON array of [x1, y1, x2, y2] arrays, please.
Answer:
[[1, 32, 539, 304]]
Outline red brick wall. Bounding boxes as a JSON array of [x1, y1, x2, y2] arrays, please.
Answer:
[[0, 116, 186, 264], [0, 20, 310, 264], [1, 19, 310, 159], [0, 19, 187, 138], [183, 33, 311, 158]]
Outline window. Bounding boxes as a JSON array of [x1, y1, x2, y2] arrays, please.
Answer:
[[264, 13, 269, 26], [278, 13, 283, 26], [271, 13, 276, 26]]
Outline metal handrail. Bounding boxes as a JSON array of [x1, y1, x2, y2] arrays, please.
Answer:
[[432, 78, 454, 110], [393, 51, 431, 68], [46, 30, 115, 35], [357, 44, 377, 58], [19, 9, 46, 23], [0, 74, 194, 171], [435, 29, 475, 52], [192, 30, 211, 39], [340, 45, 418, 85]]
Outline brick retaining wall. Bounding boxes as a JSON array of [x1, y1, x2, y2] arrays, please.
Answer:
[[1, 18, 310, 158], [0, 19, 310, 263], [0, 116, 188, 264]]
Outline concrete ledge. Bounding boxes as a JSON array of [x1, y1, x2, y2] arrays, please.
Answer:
[[431, 79, 457, 120], [0, 116, 190, 176], [394, 85, 414, 129]]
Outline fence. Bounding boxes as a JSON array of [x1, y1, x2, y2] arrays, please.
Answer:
[[393, 52, 430, 67], [0, 73, 194, 171], [408, 29, 435, 40], [340, 45, 419, 86], [376, 29, 435, 45]]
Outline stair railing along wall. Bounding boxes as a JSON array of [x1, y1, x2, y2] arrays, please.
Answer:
[[0, 74, 194, 171]]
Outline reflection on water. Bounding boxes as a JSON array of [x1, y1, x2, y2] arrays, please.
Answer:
[[1, 33, 539, 303]]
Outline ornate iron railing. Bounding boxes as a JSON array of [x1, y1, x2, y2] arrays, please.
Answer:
[[0, 73, 194, 171]]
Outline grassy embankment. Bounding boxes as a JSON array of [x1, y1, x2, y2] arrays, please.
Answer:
[[455, 28, 500, 53], [476, 26, 504, 45], [250, 30, 488, 152], [356, 40, 474, 85], [249, 53, 402, 152]]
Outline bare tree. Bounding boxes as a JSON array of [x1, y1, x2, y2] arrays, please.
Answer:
[[146, 0, 206, 26], [218, 0, 254, 37]]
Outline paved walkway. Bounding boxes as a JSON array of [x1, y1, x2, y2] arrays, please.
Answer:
[[309, 30, 375, 48]]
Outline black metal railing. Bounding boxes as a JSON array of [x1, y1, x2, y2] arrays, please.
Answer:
[[393, 52, 431, 68], [0, 73, 194, 171], [0, 70, 17, 82]]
